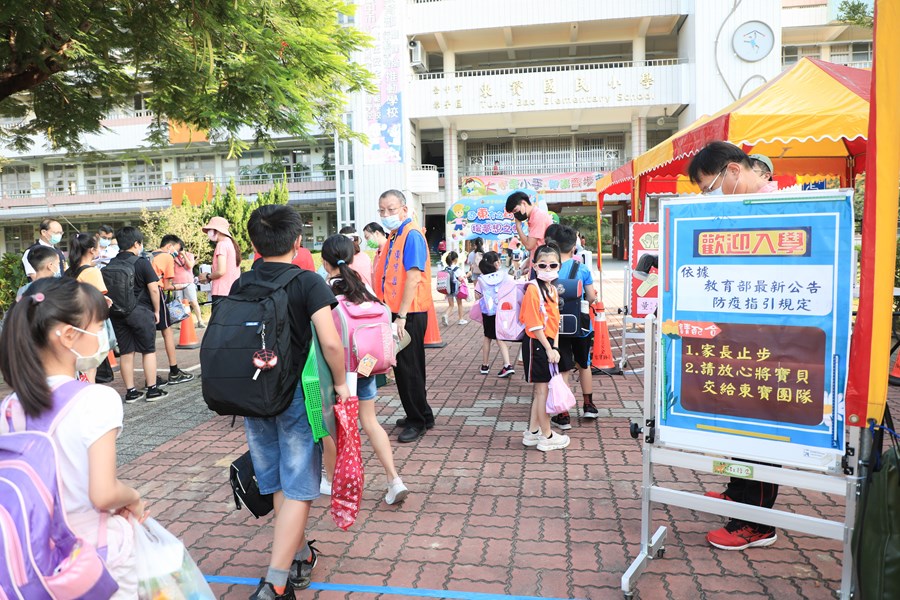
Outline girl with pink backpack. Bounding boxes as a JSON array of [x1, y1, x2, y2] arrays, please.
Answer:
[[319, 235, 409, 505], [474, 251, 515, 378], [0, 277, 148, 598]]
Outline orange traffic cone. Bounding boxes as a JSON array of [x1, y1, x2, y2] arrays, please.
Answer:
[[176, 300, 201, 349], [591, 302, 619, 374], [890, 353, 900, 386], [107, 350, 119, 372], [424, 303, 446, 349]]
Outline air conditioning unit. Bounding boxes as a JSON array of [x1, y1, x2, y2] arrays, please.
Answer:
[[409, 40, 428, 73]]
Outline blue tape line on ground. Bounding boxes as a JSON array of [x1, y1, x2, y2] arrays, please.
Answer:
[[204, 574, 578, 600]]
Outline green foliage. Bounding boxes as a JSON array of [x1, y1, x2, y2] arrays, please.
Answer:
[[0, 252, 27, 317], [141, 196, 215, 265], [838, 1, 874, 28], [0, 0, 374, 154], [558, 214, 613, 252], [853, 173, 866, 234], [142, 179, 290, 262]]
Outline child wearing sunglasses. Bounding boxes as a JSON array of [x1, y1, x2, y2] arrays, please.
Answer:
[[520, 244, 570, 452]]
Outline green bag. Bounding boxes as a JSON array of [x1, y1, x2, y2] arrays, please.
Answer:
[[854, 408, 900, 600], [301, 323, 336, 442]]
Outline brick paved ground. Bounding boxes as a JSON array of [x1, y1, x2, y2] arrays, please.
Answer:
[[4, 259, 896, 599]]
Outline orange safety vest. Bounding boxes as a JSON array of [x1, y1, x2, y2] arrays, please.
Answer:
[[374, 221, 433, 313]]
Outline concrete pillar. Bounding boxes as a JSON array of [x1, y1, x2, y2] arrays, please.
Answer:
[[631, 116, 647, 159], [443, 124, 461, 254], [633, 37, 646, 65], [444, 50, 456, 77]]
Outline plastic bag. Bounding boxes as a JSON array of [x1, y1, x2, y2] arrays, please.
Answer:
[[456, 280, 469, 300], [469, 301, 483, 324], [545, 364, 576, 415], [331, 396, 364, 530], [133, 518, 215, 600]]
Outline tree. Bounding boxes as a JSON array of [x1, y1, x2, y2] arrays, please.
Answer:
[[141, 197, 214, 265], [837, 1, 874, 28], [0, 1, 373, 155]]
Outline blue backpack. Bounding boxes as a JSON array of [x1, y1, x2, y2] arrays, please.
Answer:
[[0, 381, 119, 599]]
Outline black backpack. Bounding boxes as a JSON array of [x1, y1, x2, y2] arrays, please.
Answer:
[[102, 254, 138, 317], [200, 267, 302, 418], [558, 261, 591, 337]]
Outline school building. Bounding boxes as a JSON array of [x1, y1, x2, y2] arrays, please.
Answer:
[[0, 0, 873, 255]]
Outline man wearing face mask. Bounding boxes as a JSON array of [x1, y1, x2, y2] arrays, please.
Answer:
[[373, 189, 435, 443], [95, 224, 118, 268], [505, 191, 553, 277], [22, 218, 66, 281], [687, 141, 780, 552]]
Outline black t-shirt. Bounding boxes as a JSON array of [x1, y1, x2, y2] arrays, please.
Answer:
[[231, 262, 336, 371], [110, 251, 159, 308]]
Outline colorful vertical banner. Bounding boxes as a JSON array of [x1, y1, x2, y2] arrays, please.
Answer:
[[845, 0, 900, 426], [629, 222, 659, 317], [658, 190, 854, 469], [358, 0, 404, 164]]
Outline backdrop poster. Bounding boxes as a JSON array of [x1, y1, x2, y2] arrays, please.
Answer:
[[657, 190, 854, 469], [630, 222, 659, 317]]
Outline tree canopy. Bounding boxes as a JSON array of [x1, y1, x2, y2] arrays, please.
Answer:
[[0, 0, 373, 155], [837, 1, 875, 28]]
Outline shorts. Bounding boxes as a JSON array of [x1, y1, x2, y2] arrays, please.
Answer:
[[110, 305, 156, 355], [174, 282, 198, 304], [358, 375, 377, 401], [522, 336, 554, 383], [244, 384, 322, 501], [559, 332, 594, 371], [155, 290, 171, 331], [482, 314, 497, 340]]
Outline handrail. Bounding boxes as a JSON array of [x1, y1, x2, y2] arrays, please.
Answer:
[[414, 57, 687, 80]]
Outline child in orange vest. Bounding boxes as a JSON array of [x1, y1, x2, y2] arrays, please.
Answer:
[[519, 244, 570, 452]]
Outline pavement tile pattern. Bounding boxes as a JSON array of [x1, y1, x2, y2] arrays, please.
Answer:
[[4, 265, 895, 599]]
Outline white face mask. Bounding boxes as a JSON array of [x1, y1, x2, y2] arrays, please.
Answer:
[[61, 326, 110, 372], [207, 230, 218, 242], [536, 270, 559, 282]]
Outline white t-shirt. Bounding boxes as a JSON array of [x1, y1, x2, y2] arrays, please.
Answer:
[[45, 376, 124, 514]]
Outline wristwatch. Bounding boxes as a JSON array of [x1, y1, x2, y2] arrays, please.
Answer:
[[397, 314, 407, 320]]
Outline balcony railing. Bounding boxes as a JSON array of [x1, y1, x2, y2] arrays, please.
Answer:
[[0, 171, 337, 201], [415, 57, 686, 80]]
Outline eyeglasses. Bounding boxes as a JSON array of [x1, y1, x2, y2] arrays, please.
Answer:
[[377, 206, 403, 217], [535, 262, 560, 270], [702, 168, 727, 195]]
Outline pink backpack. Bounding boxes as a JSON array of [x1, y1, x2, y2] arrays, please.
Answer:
[[436, 269, 451, 295], [332, 295, 396, 375]]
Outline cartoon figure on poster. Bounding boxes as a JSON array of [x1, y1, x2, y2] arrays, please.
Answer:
[[657, 191, 854, 469]]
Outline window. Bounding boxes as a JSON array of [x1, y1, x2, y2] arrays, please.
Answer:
[[128, 159, 162, 188], [177, 155, 216, 181], [3, 225, 36, 254], [782, 45, 820, 66], [576, 135, 624, 171], [133, 93, 152, 117], [84, 162, 123, 192], [239, 151, 267, 182], [1, 166, 32, 197], [44, 164, 78, 194]]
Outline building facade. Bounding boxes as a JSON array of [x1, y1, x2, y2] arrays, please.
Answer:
[[0, 0, 873, 254]]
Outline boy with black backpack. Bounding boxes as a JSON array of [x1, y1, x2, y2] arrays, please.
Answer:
[[203, 204, 349, 600], [545, 224, 599, 428], [104, 227, 167, 403]]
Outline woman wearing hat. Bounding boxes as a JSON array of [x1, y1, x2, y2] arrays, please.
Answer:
[[200, 216, 242, 307]]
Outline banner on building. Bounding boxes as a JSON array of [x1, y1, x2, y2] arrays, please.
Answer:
[[658, 190, 854, 469], [358, 0, 404, 164], [461, 172, 600, 197]]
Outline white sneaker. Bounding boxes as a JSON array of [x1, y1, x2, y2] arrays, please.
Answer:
[[320, 478, 332, 496], [385, 478, 409, 505], [537, 433, 570, 452], [522, 429, 542, 447], [441, 314, 449, 326], [458, 319, 469, 325]]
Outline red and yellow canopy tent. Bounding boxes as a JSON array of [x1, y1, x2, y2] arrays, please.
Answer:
[[596, 58, 871, 221]]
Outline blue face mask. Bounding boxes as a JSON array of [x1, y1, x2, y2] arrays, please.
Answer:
[[381, 215, 403, 231], [705, 187, 723, 197], [98, 238, 111, 248], [49, 233, 62, 245]]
